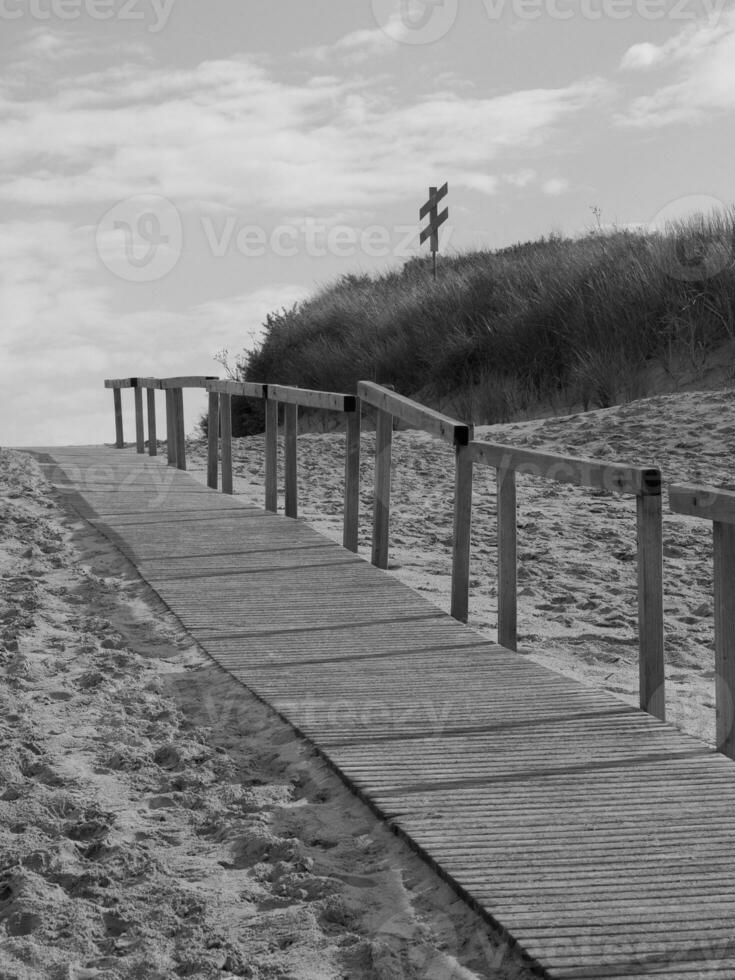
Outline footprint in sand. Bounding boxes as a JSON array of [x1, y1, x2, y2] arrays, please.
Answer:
[[47, 690, 74, 702]]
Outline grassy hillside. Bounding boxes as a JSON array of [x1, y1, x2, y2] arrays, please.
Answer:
[[231, 210, 735, 433]]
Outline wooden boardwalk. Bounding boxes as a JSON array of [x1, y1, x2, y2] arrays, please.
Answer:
[[34, 446, 735, 979]]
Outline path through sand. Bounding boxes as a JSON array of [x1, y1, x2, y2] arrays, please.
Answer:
[[0, 448, 533, 979], [4, 384, 731, 977]]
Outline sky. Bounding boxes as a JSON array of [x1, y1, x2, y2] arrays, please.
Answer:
[[1, 0, 733, 446]]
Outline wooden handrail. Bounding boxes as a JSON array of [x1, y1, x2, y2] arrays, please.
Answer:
[[202, 381, 266, 494], [472, 441, 665, 721], [128, 379, 157, 454], [670, 483, 735, 757], [103, 373, 669, 724], [471, 442, 661, 496], [268, 384, 356, 414], [669, 484, 735, 523], [160, 377, 217, 470], [264, 384, 361, 552], [356, 381, 473, 624], [201, 381, 360, 551], [204, 380, 268, 494], [206, 380, 267, 398], [157, 376, 218, 389], [358, 381, 470, 447], [103, 375, 218, 468]]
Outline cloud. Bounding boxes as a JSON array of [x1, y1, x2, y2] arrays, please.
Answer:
[[620, 14, 727, 71], [0, 41, 611, 210], [503, 168, 537, 188], [542, 177, 569, 196], [457, 173, 499, 195], [619, 10, 735, 126], [0, 217, 308, 445], [301, 6, 454, 63], [5, 26, 149, 82], [0, 29, 615, 444], [301, 22, 399, 63], [620, 42, 666, 71]]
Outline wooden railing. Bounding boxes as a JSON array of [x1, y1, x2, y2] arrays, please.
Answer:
[[670, 484, 735, 756], [205, 380, 266, 495], [357, 381, 473, 623], [158, 377, 218, 471], [469, 442, 665, 721], [204, 382, 360, 552], [104, 378, 137, 450], [264, 385, 360, 551], [134, 378, 160, 457], [105, 374, 667, 723], [105, 376, 217, 469]]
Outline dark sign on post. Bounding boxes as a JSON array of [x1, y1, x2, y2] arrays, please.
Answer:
[[419, 182, 448, 279]]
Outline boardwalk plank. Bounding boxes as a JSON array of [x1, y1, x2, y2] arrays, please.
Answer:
[[34, 447, 735, 980]]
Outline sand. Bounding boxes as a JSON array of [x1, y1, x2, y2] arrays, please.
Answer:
[[0, 448, 534, 978], [2, 383, 733, 978]]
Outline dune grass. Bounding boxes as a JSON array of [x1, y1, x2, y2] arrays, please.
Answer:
[[231, 209, 735, 432]]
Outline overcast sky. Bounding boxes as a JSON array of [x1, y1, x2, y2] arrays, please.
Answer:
[[1, 0, 733, 446]]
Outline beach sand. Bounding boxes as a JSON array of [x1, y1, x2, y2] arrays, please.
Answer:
[[2, 383, 733, 978]]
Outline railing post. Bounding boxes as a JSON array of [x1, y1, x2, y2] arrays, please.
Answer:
[[220, 392, 232, 494], [637, 485, 665, 720], [146, 387, 157, 456], [173, 387, 186, 470], [371, 408, 393, 569], [207, 391, 219, 490], [113, 388, 124, 448], [165, 389, 176, 466], [497, 466, 517, 650], [714, 520, 735, 758], [451, 441, 473, 623], [134, 385, 145, 454], [284, 402, 298, 518], [265, 396, 278, 512], [343, 405, 361, 552]]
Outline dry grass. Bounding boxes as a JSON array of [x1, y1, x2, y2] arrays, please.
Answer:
[[232, 209, 735, 432]]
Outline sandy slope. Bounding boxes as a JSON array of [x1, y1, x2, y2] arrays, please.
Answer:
[[0, 448, 535, 979], [185, 386, 735, 748]]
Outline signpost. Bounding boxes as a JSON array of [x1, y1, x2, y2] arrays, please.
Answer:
[[420, 182, 448, 280]]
